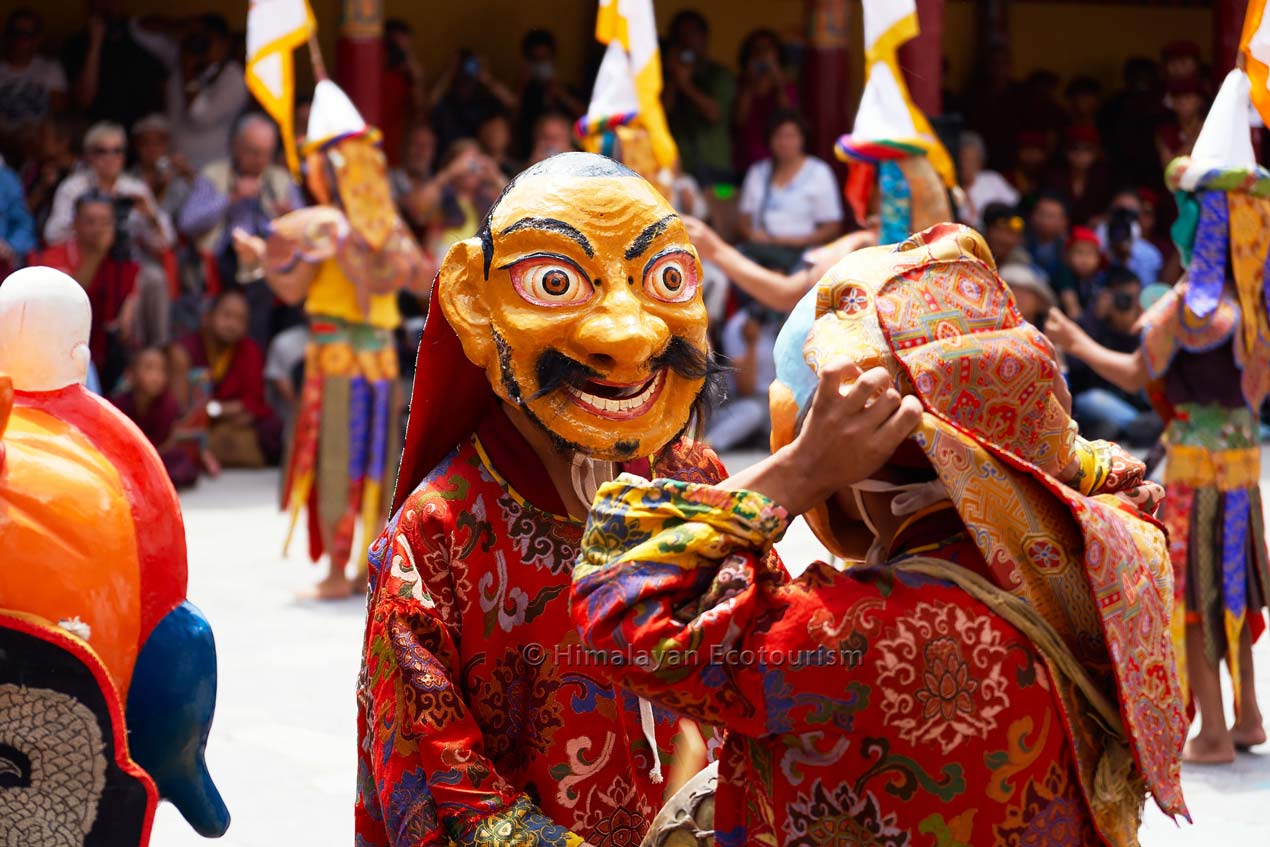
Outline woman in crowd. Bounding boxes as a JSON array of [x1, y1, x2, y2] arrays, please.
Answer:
[[1156, 75, 1207, 166], [475, 110, 521, 179], [389, 120, 437, 237], [432, 138, 506, 254], [957, 130, 1018, 227], [732, 28, 796, 177], [736, 109, 843, 272]]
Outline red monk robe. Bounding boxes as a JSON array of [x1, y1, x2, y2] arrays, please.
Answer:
[[355, 406, 722, 847]]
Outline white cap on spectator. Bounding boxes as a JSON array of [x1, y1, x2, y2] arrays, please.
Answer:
[[132, 113, 171, 137], [999, 262, 1057, 308], [304, 80, 369, 152]]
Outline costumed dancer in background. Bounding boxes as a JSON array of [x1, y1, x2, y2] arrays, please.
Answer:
[[1046, 64, 1270, 762], [574, 0, 677, 196], [240, 6, 431, 598], [573, 225, 1188, 846], [679, 0, 957, 313], [0, 267, 229, 843], [264, 79, 431, 599]]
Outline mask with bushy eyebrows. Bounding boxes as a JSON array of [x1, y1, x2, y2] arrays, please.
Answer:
[[438, 153, 711, 459]]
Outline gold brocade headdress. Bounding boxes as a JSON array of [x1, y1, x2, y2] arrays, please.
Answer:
[[300, 80, 394, 252], [769, 223, 1188, 839]]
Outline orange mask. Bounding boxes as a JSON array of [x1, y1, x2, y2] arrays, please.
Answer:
[[439, 153, 709, 460]]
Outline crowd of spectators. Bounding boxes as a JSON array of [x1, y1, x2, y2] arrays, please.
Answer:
[[0, 4, 1236, 490]]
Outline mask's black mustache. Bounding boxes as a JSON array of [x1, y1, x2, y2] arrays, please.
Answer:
[[650, 336, 714, 380], [529, 337, 716, 401], [532, 349, 601, 400]]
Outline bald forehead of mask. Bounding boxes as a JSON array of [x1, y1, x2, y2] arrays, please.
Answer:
[[479, 153, 675, 277]]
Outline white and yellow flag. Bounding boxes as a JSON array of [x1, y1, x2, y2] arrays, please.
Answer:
[[858, 0, 954, 186], [1242, 0, 1270, 128], [581, 0, 677, 170], [245, 0, 316, 175]]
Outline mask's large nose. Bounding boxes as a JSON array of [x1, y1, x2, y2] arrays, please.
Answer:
[[126, 601, 230, 838], [572, 284, 670, 374]]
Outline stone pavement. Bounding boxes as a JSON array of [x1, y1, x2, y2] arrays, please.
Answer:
[[151, 453, 1270, 845]]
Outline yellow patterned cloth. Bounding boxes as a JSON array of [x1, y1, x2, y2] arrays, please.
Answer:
[[769, 222, 1188, 832]]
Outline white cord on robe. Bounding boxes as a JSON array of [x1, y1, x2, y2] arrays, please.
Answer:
[[638, 696, 664, 784], [569, 453, 615, 508], [852, 478, 951, 566], [570, 453, 660, 781]]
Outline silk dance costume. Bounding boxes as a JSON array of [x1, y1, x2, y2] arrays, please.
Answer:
[[1144, 69, 1270, 721], [266, 80, 429, 593], [572, 224, 1188, 846]]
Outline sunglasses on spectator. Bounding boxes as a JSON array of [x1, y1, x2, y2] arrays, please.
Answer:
[[90, 146, 126, 156]]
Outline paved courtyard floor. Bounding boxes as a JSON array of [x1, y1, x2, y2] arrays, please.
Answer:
[[151, 452, 1270, 845]]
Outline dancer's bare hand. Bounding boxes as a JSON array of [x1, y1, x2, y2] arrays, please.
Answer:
[[722, 360, 922, 515]]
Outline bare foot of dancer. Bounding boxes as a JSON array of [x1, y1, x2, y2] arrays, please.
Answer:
[[1183, 733, 1237, 764], [299, 570, 357, 600], [1231, 721, 1267, 750], [1184, 625, 1236, 763], [1232, 627, 1266, 750]]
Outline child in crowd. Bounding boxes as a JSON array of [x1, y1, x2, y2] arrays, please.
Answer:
[[1056, 225, 1106, 317], [111, 346, 216, 489]]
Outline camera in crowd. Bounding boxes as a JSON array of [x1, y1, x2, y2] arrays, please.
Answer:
[[110, 195, 134, 261], [1105, 206, 1138, 250]]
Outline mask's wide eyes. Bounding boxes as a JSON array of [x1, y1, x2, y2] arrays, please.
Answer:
[[508, 256, 594, 307], [643, 251, 699, 303]]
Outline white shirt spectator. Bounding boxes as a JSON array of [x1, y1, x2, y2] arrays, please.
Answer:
[[721, 309, 778, 396], [130, 23, 248, 172], [961, 170, 1020, 228], [739, 156, 843, 241], [705, 308, 782, 451], [0, 55, 65, 134], [44, 167, 175, 255]]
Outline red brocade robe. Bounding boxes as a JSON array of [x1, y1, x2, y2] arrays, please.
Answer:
[[572, 478, 1108, 847], [355, 408, 724, 846]]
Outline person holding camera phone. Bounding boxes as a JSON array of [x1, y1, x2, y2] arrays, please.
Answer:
[[733, 28, 795, 176], [43, 120, 175, 350], [1049, 266, 1159, 445], [662, 10, 736, 187], [126, 13, 248, 173], [1096, 189, 1162, 286], [428, 48, 518, 154], [515, 28, 584, 156]]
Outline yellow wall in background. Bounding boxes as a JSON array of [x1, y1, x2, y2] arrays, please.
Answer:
[[394, 0, 806, 95], [13, 0, 1219, 115], [943, 1, 1213, 92]]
